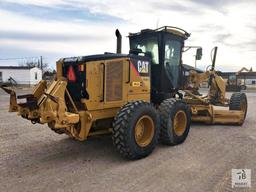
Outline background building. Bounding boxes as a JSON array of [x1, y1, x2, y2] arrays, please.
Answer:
[[0, 66, 42, 85], [218, 67, 256, 91]]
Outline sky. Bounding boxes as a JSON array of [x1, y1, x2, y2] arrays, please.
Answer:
[[0, 0, 256, 72]]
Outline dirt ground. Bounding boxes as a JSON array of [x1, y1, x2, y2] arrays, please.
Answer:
[[0, 89, 255, 192]]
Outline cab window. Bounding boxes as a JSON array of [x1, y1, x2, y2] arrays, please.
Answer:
[[130, 37, 159, 64]]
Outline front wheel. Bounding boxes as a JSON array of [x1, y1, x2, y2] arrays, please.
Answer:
[[112, 101, 159, 160], [158, 98, 191, 145], [229, 92, 248, 124]]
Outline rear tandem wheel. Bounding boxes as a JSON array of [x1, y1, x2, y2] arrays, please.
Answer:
[[158, 98, 191, 145], [112, 101, 160, 160]]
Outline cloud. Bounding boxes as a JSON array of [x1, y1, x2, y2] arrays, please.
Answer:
[[0, 1, 124, 23], [151, 1, 203, 15], [191, 0, 253, 7], [0, 0, 256, 72], [214, 33, 232, 44], [191, 0, 232, 6], [0, 31, 109, 42]]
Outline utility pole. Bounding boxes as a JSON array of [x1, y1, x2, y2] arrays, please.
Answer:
[[194, 56, 197, 69], [40, 56, 43, 71]]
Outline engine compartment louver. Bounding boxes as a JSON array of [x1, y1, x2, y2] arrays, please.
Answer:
[[106, 61, 123, 102]]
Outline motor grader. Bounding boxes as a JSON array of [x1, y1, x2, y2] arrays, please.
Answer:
[[1, 26, 247, 159]]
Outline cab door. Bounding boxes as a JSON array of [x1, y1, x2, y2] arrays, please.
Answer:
[[163, 38, 183, 89]]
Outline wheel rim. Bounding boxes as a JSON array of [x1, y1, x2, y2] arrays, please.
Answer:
[[241, 101, 247, 113], [173, 110, 187, 136], [241, 100, 247, 117], [134, 115, 155, 147]]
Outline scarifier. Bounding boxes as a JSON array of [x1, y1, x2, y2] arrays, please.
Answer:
[[1, 26, 247, 159]]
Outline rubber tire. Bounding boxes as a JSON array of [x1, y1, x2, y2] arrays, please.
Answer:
[[229, 92, 248, 120], [112, 101, 160, 160], [158, 98, 191, 145]]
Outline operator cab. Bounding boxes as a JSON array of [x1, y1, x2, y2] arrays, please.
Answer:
[[129, 26, 190, 103]]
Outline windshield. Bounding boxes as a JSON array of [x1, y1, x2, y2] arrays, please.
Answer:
[[130, 37, 159, 64]]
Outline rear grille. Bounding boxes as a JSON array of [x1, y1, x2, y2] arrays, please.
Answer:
[[106, 61, 123, 102]]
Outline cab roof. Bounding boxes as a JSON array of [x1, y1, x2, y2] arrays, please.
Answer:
[[129, 26, 190, 40]]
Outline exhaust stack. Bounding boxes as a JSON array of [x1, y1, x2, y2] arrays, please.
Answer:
[[115, 29, 122, 54]]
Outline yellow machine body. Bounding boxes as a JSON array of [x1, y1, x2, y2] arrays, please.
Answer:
[[2, 57, 151, 141]]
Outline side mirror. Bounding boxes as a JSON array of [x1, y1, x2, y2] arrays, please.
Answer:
[[196, 48, 203, 60], [129, 48, 143, 55]]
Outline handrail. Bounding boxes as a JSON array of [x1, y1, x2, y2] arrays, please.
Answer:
[[155, 26, 190, 38]]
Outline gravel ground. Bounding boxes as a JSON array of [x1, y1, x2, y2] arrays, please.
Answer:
[[0, 89, 255, 192]]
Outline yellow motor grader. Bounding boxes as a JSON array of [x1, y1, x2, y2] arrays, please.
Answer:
[[1, 26, 247, 159]]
